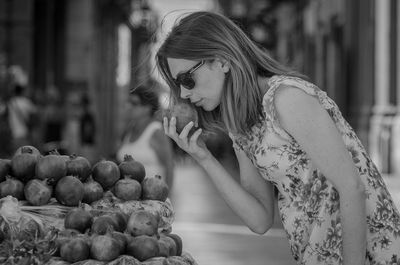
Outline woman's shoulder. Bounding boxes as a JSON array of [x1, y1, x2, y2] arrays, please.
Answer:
[[260, 75, 332, 140], [262, 75, 326, 108], [265, 75, 318, 96]]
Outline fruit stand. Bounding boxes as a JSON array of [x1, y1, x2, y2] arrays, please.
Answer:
[[0, 146, 197, 265]]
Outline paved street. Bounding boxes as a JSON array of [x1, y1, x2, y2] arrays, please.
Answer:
[[169, 154, 296, 265], [169, 153, 400, 265]]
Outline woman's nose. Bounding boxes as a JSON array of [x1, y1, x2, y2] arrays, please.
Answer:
[[180, 86, 192, 99]]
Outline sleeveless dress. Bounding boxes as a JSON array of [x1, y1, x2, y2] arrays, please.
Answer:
[[229, 75, 400, 264], [116, 121, 166, 179]]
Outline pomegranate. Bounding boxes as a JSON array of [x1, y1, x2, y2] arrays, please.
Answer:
[[126, 210, 159, 237], [82, 176, 104, 204], [142, 175, 169, 202], [0, 177, 24, 200], [168, 99, 198, 134], [23, 179, 52, 206], [11, 146, 40, 182], [157, 238, 169, 257], [58, 228, 81, 238], [55, 229, 91, 257], [66, 154, 91, 182], [14, 145, 41, 156], [91, 215, 119, 235], [158, 235, 177, 257], [108, 211, 128, 232], [55, 175, 84, 206], [36, 153, 67, 185], [92, 160, 120, 190], [90, 232, 122, 261], [60, 237, 90, 263], [64, 207, 93, 233], [111, 231, 127, 253], [126, 235, 160, 261], [0, 159, 11, 182], [166, 233, 183, 256], [113, 177, 142, 201], [118, 155, 146, 182]]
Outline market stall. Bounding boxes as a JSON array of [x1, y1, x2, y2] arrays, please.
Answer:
[[0, 146, 197, 265]]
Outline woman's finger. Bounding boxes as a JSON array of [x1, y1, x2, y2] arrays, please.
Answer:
[[169, 117, 178, 135], [163, 117, 169, 134], [189, 128, 202, 145], [179, 121, 194, 140]]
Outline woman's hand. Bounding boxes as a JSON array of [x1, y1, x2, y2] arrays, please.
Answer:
[[163, 116, 211, 162]]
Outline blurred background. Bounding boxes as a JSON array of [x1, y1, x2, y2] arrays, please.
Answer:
[[0, 0, 399, 264]]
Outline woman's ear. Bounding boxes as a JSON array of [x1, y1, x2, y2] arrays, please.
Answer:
[[215, 58, 230, 73]]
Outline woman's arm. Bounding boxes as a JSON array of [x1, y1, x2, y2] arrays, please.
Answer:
[[234, 148, 276, 231], [274, 85, 366, 265], [164, 117, 275, 234], [151, 128, 175, 188]]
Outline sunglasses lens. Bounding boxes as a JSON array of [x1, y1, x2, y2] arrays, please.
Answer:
[[176, 73, 195, 90], [181, 75, 195, 89]]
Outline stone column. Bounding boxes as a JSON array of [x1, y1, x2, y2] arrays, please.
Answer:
[[369, 0, 396, 173], [391, 0, 400, 174]]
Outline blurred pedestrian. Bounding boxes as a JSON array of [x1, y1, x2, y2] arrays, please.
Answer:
[[41, 87, 67, 154], [0, 96, 13, 157], [116, 85, 174, 189], [158, 11, 400, 264], [79, 92, 97, 163], [7, 84, 38, 150]]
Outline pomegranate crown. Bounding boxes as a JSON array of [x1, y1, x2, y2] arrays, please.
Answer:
[[123, 154, 134, 161]]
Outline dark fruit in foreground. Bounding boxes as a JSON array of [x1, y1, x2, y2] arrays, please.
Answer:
[[90, 233, 122, 261], [91, 215, 119, 234], [11, 146, 40, 182], [126, 210, 158, 237], [92, 160, 120, 190], [66, 154, 91, 182], [0, 177, 24, 200], [24, 179, 52, 206], [108, 211, 128, 232], [82, 176, 104, 204], [142, 175, 169, 202], [113, 177, 142, 201], [166, 233, 183, 256], [0, 159, 11, 182], [60, 237, 90, 263], [64, 207, 93, 233], [55, 175, 84, 206], [118, 155, 146, 182], [126, 235, 160, 261], [35, 154, 67, 184]]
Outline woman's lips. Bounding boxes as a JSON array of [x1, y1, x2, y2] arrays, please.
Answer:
[[193, 99, 203, 106]]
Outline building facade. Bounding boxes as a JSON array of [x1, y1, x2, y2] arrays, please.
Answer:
[[0, 0, 157, 160], [219, 0, 400, 175]]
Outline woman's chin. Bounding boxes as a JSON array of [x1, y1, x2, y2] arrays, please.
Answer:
[[202, 102, 219, 111]]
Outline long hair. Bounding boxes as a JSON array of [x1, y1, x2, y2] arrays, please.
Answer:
[[130, 85, 160, 116], [156, 11, 302, 135]]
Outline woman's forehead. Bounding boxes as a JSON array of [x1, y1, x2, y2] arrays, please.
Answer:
[[167, 58, 197, 78]]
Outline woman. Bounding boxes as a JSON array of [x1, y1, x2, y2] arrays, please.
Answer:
[[157, 11, 400, 264], [116, 85, 174, 188], [8, 84, 38, 149]]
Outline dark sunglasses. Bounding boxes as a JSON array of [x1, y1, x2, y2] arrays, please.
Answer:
[[173, 60, 205, 90]]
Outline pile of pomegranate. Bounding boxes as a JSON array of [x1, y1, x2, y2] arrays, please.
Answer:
[[0, 145, 193, 264], [0, 146, 169, 207], [58, 207, 184, 263]]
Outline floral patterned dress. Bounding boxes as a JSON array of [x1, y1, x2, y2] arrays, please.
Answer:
[[229, 75, 400, 264]]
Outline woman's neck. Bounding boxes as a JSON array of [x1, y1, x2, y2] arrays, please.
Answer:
[[257, 76, 271, 94]]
